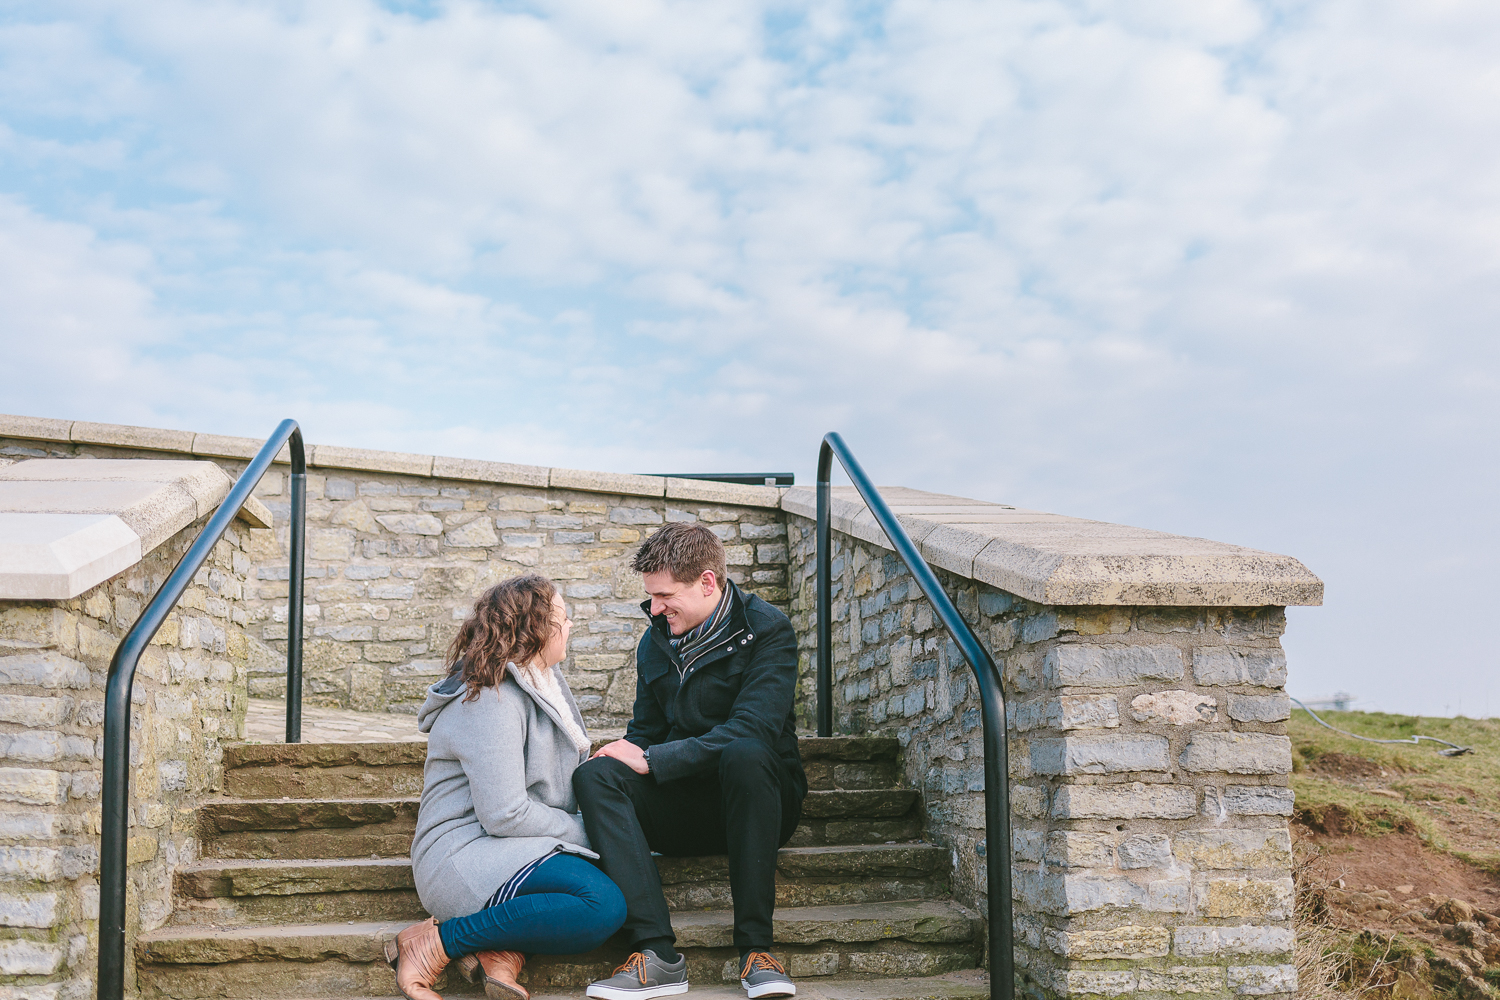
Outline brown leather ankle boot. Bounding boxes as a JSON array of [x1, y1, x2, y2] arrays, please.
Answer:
[[384, 917, 450, 1000], [456, 949, 529, 1000]]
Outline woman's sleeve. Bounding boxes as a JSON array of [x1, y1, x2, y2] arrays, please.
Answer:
[[458, 695, 588, 845]]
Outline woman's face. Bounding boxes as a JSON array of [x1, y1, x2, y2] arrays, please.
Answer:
[[539, 593, 572, 668]]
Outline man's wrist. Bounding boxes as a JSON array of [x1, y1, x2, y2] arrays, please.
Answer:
[[642, 746, 652, 773]]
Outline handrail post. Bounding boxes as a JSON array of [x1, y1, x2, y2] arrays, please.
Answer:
[[96, 420, 305, 1000], [815, 444, 834, 738], [813, 432, 1013, 1000], [286, 457, 306, 743]]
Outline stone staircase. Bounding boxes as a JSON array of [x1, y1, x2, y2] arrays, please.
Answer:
[[135, 736, 984, 999]]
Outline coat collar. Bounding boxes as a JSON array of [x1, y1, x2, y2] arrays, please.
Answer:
[[640, 580, 750, 682]]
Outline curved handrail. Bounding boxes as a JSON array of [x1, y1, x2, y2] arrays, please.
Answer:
[[97, 420, 307, 1000], [815, 432, 1013, 1000]]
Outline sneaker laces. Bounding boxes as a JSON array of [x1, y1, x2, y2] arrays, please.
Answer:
[[614, 952, 651, 985], [742, 952, 786, 978]]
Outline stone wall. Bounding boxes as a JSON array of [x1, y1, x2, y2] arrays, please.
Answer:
[[785, 514, 1298, 1000], [0, 517, 251, 1000], [244, 470, 788, 724], [0, 416, 790, 729]]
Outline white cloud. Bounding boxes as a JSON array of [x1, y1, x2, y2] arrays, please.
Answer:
[[0, 0, 1496, 713]]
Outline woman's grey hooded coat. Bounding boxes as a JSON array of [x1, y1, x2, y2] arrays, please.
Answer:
[[412, 664, 595, 922]]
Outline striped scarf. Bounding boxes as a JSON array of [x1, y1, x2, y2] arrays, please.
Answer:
[[668, 584, 736, 679]]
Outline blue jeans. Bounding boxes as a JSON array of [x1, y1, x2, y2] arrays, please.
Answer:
[[437, 853, 626, 958]]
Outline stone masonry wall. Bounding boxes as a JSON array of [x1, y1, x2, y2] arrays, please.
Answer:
[[0, 430, 790, 730], [244, 471, 788, 725], [0, 515, 251, 1000], [785, 514, 1297, 1000]]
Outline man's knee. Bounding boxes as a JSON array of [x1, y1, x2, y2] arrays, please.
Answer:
[[573, 754, 635, 800], [718, 738, 777, 783]]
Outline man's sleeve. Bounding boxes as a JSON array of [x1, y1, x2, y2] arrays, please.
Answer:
[[643, 609, 797, 783], [624, 642, 671, 750]]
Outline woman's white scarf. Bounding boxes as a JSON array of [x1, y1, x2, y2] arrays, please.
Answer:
[[514, 662, 591, 754]]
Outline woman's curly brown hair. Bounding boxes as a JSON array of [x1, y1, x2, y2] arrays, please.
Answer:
[[445, 574, 559, 702]]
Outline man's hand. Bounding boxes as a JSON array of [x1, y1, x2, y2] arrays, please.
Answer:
[[592, 738, 649, 775]]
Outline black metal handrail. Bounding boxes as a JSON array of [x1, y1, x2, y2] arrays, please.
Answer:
[[97, 420, 307, 1000], [815, 432, 1013, 1000], [646, 472, 795, 486]]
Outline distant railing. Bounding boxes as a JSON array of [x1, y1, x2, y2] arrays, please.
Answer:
[[646, 472, 795, 486], [814, 432, 1013, 1000], [97, 420, 307, 1000]]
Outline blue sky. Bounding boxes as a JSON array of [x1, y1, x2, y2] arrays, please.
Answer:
[[2, 0, 1497, 716]]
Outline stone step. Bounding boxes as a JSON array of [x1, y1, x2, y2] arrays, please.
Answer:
[[223, 736, 899, 769], [169, 845, 951, 926], [199, 790, 919, 860], [231, 972, 989, 1000], [137, 901, 980, 998], [220, 737, 903, 801], [223, 743, 425, 799]]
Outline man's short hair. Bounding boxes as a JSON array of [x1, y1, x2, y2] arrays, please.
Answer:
[[632, 522, 728, 586]]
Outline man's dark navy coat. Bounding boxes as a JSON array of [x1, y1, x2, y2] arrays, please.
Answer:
[[623, 580, 806, 792]]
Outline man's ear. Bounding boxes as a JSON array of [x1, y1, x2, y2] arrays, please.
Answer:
[[701, 570, 718, 596]]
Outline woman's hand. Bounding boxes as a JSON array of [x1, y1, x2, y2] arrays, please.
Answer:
[[592, 738, 649, 775]]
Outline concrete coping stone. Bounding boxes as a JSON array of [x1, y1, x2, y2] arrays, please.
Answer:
[[0, 458, 265, 599], [782, 486, 1322, 608], [0, 414, 784, 507]]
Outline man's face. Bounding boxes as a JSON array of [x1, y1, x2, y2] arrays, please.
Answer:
[[643, 569, 721, 635]]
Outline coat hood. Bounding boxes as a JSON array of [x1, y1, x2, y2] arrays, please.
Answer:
[[417, 670, 466, 734]]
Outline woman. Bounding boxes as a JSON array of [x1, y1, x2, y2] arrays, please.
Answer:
[[387, 574, 626, 1000]]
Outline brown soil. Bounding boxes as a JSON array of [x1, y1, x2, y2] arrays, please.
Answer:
[[1308, 752, 1404, 781], [1295, 827, 1500, 906]]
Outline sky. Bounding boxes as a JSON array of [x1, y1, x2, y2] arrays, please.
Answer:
[[1, 0, 1497, 717]]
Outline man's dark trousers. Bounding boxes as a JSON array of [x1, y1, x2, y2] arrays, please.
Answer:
[[574, 738, 803, 954]]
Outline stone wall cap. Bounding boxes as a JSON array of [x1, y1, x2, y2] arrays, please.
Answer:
[[0, 460, 242, 598], [0, 414, 782, 506], [782, 485, 1322, 608]]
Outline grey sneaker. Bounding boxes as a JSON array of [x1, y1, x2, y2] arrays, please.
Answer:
[[740, 952, 795, 998], [586, 950, 689, 1000]]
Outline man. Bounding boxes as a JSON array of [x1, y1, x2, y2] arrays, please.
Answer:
[[574, 522, 807, 1000]]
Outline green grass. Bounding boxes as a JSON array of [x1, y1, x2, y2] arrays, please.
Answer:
[[1289, 709, 1498, 854]]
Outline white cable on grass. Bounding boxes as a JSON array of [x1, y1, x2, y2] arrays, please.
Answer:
[[1290, 698, 1474, 757]]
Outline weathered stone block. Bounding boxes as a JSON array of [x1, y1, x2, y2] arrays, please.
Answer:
[[1180, 733, 1292, 774], [1117, 833, 1172, 869], [1012, 784, 1048, 818], [0, 768, 68, 805], [1198, 878, 1294, 920], [1136, 967, 1226, 994], [1045, 831, 1115, 869], [1192, 648, 1287, 688], [1031, 735, 1169, 775], [1052, 783, 1197, 820], [1045, 645, 1184, 687], [0, 939, 64, 975], [1174, 925, 1294, 957], [1172, 829, 1291, 870], [0, 846, 61, 880], [1045, 925, 1170, 959], [1227, 965, 1297, 995], [0, 892, 59, 928], [1222, 785, 1295, 817], [445, 518, 499, 547], [1013, 829, 1045, 863], [308, 529, 355, 561], [0, 653, 90, 689], [374, 513, 443, 536], [0, 695, 70, 728], [1130, 690, 1218, 725], [1226, 694, 1291, 723], [1051, 969, 1136, 996], [1058, 694, 1120, 730]]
